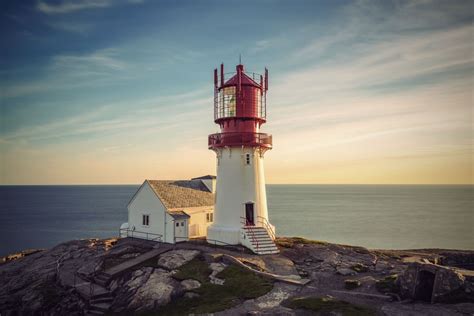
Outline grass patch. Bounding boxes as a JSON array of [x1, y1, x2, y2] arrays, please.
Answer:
[[375, 274, 399, 294], [147, 261, 273, 315], [172, 256, 211, 284], [282, 296, 376, 316], [276, 237, 327, 248]]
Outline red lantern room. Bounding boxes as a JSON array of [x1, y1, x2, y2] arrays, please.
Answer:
[[208, 63, 272, 150]]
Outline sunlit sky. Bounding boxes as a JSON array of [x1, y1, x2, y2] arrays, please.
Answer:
[[1, 0, 473, 184]]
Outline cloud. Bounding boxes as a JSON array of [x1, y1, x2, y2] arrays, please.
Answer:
[[36, 0, 144, 14], [37, 0, 112, 14], [52, 49, 127, 71], [46, 21, 94, 34]]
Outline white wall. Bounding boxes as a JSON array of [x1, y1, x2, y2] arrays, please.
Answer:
[[183, 206, 214, 237], [207, 147, 272, 245], [128, 181, 171, 242]]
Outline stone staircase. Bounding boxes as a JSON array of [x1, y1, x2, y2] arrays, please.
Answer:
[[242, 226, 279, 255], [78, 246, 173, 315]]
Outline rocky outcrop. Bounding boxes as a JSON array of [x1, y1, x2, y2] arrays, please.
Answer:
[[157, 249, 200, 270], [399, 262, 474, 303], [127, 268, 181, 311], [1, 237, 473, 316]]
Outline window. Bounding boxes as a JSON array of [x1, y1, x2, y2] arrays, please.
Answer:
[[181, 222, 185, 227], [142, 214, 150, 226], [176, 222, 179, 227], [206, 213, 214, 223], [245, 153, 251, 165]]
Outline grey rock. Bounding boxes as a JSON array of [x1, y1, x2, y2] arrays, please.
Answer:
[[127, 269, 180, 311], [181, 279, 201, 291], [336, 268, 357, 276], [157, 250, 200, 270]]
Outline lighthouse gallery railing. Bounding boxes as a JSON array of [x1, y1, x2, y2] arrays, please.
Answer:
[[208, 132, 272, 149]]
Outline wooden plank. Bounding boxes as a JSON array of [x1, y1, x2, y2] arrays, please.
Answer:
[[105, 246, 171, 277]]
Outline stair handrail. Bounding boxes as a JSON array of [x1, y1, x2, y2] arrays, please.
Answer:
[[240, 216, 259, 252], [257, 216, 276, 240], [119, 228, 163, 242]]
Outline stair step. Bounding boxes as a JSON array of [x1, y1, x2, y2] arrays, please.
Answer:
[[89, 303, 111, 312], [256, 249, 280, 254], [249, 239, 274, 244]]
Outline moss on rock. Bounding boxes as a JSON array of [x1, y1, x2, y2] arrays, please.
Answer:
[[282, 296, 376, 316]]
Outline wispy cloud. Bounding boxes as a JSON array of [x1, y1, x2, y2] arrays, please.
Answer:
[[52, 48, 127, 71], [37, 0, 113, 14], [36, 0, 144, 14]]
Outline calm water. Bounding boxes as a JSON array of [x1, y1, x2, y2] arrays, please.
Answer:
[[0, 185, 472, 256]]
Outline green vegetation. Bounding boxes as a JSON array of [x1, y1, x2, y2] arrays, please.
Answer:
[[172, 256, 211, 284], [344, 279, 361, 290], [147, 257, 273, 315], [375, 274, 399, 294], [282, 296, 376, 316], [350, 263, 369, 273], [276, 237, 328, 248]]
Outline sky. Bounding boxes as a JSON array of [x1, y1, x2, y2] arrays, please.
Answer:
[[0, 0, 472, 185]]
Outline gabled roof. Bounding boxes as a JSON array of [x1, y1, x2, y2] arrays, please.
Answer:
[[168, 210, 190, 219], [191, 175, 216, 180], [147, 180, 214, 209]]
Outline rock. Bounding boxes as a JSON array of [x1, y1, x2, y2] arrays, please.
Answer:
[[181, 279, 201, 291], [209, 262, 226, 285], [126, 267, 154, 292], [336, 268, 357, 276], [128, 268, 180, 311], [157, 250, 200, 270], [351, 263, 369, 273], [398, 262, 471, 303]]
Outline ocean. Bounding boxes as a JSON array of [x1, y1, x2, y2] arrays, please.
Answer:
[[0, 185, 472, 256]]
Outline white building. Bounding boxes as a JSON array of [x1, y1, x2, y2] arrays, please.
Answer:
[[120, 176, 215, 243]]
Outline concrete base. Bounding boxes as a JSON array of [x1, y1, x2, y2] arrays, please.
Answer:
[[207, 225, 240, 245]]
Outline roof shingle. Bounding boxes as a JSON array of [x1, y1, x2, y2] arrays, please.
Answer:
[[147, 180, 215, 209]]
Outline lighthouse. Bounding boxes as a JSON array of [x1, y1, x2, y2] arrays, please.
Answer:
[[207, 63, 278, 255]]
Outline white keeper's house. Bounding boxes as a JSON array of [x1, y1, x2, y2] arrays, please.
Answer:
[[120, 175, 216, 243]]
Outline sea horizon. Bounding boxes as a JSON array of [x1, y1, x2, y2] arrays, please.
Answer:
[[1, 184, 472, 256]]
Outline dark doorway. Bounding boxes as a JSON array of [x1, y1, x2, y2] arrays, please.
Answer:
[[245, 203, 255, 226], [414, 270, 436, 302]]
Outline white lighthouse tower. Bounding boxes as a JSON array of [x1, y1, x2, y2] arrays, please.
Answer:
[[207, 63, 278, 254]]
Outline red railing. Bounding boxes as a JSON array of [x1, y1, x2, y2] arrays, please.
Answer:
[[208, 132, 272, 149], [257, 216, 275, 240], [241, 217, 260, 252]]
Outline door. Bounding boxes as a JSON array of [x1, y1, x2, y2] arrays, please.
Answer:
[[245, 203, 255, 226], [174, 220, 188, 242]]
